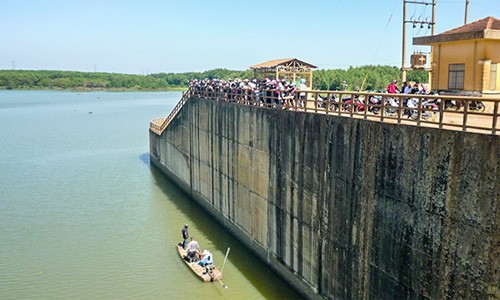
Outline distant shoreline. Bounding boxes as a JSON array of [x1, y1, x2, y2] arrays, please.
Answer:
[[0, 86, 187, 92], [0, 66, 429, 91], [0, 69, 190, 91]]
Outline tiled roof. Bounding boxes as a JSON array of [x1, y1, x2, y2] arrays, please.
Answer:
[[413, 16, 500, 45], [440, 16, 500, 35]]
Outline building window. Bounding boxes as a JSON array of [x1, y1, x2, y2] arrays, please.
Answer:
[[448, 64, 465, 90], [490, 63, 497, 90]]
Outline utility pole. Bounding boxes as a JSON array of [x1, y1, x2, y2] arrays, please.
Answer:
[[402, 0, 436, 82], [464, 0, 470, 24], [402, 1, 407, 83]]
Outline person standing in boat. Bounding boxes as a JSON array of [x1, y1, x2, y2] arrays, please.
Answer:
[[186, 237, 201, 262], [198, 250, 213, 267], [181, 224, 189, 249]]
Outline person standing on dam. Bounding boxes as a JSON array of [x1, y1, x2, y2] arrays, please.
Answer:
[[386, 79, 400, 94], [298, 78, 309, 107]]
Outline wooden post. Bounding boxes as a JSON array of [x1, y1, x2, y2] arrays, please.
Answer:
[[492, 101, 498, 135], [439, 96, 445, 129], [417, 97, 423, 126], [398, 95, 403, 123], [350, 93, 354, 118], [462, 100, 469, 132], [381, 96, 386, 122], [315, 92, 319, 114], [309, 70, 313, 88], [338, 93, 342, 116], [363, 94, 368, 120]]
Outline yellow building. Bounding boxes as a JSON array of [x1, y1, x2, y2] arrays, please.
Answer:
[[414, 16, 500, 95]]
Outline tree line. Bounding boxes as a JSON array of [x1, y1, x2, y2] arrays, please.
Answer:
[[313, 65, 427, 91], [0, 67, 427, 91], [0, 70, 171, 90]]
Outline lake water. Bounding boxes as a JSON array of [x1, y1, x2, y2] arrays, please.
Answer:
[[0, 91, 301, 299]]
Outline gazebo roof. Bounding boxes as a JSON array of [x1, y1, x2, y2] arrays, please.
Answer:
[[250, 58, 317, 71], [414, 16, 500, 45]]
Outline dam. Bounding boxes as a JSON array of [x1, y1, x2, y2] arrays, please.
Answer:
[[149, 88, 499, 299]]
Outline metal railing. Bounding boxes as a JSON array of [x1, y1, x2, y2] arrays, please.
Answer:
[[149, 90, 191, 135], [150, 87, 500, 135]]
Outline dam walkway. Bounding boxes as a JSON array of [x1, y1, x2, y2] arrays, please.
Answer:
[[151, 87, 500, 136]]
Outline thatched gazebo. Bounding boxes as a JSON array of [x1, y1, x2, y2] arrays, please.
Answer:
[[250, 58, 317, 87]]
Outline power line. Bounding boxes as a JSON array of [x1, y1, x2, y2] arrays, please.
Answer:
[[402, 0, 436, 81], [471, 2, 500, 14]]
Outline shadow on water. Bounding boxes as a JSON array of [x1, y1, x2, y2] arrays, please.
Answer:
[[139, 153, 150, 166], [149, 166, 303, 299]]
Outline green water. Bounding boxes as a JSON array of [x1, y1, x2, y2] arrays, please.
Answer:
[[0, 91, 301, 299]]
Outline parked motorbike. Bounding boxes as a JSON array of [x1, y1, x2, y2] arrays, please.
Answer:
[[384, 97, 399, 116], [469, 101, 486, 112], [368, 95, 383, 114], [319, 95, 341, 111], [406, 97, 437, 120], [343, 95, 364, 112], [444, 99, 485, 112]]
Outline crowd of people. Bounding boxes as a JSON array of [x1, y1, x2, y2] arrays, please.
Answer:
[[188, 78, 429, 102], [386, 79, 428, 95], [188, 78, 310, 107], [185, 78, 435, 113]]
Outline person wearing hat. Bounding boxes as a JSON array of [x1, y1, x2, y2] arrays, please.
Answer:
[[198, 249, 213, 267], [386, 80, 400, 94], [181, 224, 189, 249], [341, 80, 348, 91]]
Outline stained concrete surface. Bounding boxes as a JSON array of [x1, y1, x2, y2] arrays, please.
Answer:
[[150, 98, 499, 299]]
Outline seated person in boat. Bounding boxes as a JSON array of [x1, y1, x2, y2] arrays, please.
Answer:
[[198, 250, 213, 267], [186, 237, 201, 262]]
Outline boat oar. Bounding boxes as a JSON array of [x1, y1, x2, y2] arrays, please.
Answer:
[[217, 247, 231, 289], [220, 247, 230, 275], [217, 277, 227, 289]]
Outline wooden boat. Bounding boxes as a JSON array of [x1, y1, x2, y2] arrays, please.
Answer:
[[176, 245, 223, 282]]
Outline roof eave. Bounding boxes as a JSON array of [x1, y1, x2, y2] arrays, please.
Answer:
[[250, 58, 317, 70], [484, 29, 500, 39], [414, 29, 500, 45]]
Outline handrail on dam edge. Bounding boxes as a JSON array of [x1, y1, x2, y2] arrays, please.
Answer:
[[149, 90, 190, 135], [150, 87, 500, 136]]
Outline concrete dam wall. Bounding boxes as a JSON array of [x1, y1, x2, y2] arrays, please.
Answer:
[[149, 97, 499, 299]]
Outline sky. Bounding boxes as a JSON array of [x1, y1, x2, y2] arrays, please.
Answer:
[[1, 0, 499, 74]]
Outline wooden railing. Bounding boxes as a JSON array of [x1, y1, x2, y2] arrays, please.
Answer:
[[149, 90, 191, 135], [151, 87, 500, 135]]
